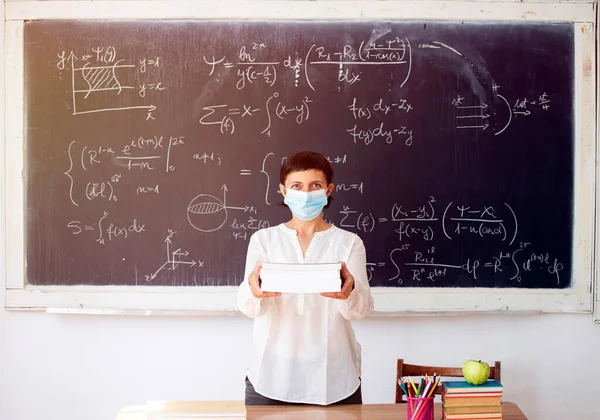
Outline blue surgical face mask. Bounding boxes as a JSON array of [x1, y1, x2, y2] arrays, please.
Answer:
[[283, 188, 328, 221]]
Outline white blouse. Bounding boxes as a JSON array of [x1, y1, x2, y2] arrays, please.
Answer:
[[237, 223, 374, 405]]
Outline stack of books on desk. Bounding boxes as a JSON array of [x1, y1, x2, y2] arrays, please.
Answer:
[[260, 262, 342, 293], [441, 380, 503, 420], [146, 400, 246, 419]]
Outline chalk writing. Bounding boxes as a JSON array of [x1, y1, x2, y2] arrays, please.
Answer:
[[187, 185, 257, 233], [193, 152, 222, 166], [347, 98, 414, 146], [67, 211, 146, 245], [145, 229, 204, 283], [28, 21, 574, 289], [56, 47, 162, 119], [199, 93, 312, 136], [452, 88, 554, 136]]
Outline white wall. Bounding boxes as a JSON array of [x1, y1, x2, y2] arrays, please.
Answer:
[[2, 1, 600, 420], [2, 286, 600, 420]]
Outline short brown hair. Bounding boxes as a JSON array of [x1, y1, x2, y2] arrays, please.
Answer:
[[280, 151, 334, 208]]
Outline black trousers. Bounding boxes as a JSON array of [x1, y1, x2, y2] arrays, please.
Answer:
[[244, 376, 363, 406]]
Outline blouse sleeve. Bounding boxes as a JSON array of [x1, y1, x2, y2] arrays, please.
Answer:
[[338, 235, 375, 320], [236, 231, 268, 318]]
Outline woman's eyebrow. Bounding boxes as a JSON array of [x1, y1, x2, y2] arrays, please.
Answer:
[[287, 179, 325, 184]]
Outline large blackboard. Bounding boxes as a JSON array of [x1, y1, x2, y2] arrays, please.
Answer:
[[24, 19, 574, 289]]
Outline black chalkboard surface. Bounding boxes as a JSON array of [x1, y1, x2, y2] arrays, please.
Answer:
[[24, 19, 574, 289]]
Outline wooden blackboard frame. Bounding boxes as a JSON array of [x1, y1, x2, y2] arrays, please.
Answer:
[[594, 1, 600, 324], [2, 0, 597, 316]]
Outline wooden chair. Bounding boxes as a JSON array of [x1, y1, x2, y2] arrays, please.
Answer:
[[395, 359, 501, 403]]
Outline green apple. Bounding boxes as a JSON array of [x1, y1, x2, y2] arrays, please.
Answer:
[[462, 360, 490, 385]]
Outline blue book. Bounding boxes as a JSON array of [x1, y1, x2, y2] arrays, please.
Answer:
[[442, 380, 503, 394]]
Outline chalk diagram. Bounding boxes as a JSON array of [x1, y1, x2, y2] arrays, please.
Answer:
[[187, 184, 252, 232], [413, 40, 551, 136], [453, 92, 510, 135], [145, 229, 203, 282], [66, 54, 156, 116], [453, 88, 550, 136]]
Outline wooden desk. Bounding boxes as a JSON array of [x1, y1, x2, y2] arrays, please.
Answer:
[[115, 402, 527, 420], [246, 403, 526, 419]]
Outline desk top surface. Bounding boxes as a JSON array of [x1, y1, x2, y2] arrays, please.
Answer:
[[116, 401, 527, 420]]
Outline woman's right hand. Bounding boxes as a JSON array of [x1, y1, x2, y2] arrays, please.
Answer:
[[249, 262, 281, 298]]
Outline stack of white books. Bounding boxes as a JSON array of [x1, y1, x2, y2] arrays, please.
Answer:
[[260, 262, 342, 293]]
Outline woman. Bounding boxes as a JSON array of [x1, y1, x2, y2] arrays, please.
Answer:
[[237, 150, 374, 406]]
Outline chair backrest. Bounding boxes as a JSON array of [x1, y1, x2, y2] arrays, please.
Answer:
[[395, 359, 502, 403]]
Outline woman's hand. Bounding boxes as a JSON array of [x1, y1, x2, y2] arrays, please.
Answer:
[[321, 262, 355, 300], [248, 262, 281, 299]]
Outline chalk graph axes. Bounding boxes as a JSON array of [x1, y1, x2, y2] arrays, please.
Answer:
[[146, 230, 202, 282], [69, 56, 155, 116]]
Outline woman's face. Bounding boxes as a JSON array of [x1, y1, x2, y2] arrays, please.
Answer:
[[280, 169, 332, 195]]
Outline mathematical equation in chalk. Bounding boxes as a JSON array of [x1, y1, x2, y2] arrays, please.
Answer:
[[338, 196, 564, 286], [347, 97, 415, 146], [199, 93, 312, 137], [338, 196, 518, 243], [203, 36, 412, 92], [368, 241, 565, 286], [66, 211, 145, 245], [63, 136, 184, 207]]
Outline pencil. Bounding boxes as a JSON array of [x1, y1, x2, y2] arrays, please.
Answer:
[[408, 377, 418, 395], [397, 379, 409, 397], [411, 376, 441, 420]]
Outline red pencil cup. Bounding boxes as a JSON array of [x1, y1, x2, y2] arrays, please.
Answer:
[[406, 396, 434, 420]]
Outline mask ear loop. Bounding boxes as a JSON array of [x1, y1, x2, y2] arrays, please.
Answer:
[[324, 184, 333, 206]]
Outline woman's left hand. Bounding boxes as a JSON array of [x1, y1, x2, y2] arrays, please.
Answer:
[[321, 261, 354, 300]]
